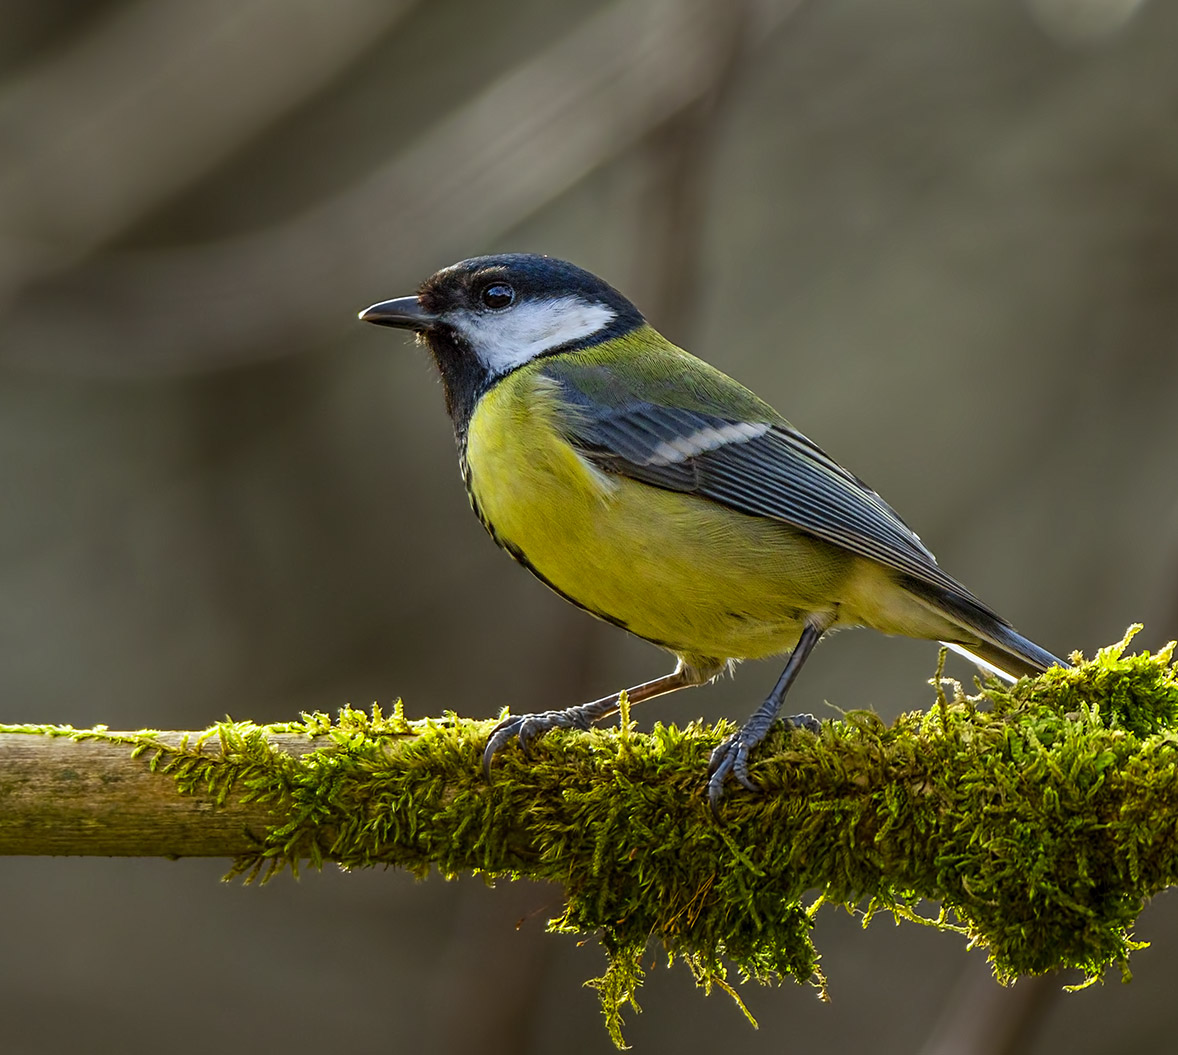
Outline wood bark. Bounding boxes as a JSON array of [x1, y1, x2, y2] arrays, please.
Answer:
[[0, 732, 314, 856]]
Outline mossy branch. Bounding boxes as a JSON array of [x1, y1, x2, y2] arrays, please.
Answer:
[[2, 627, 1177, 1047]]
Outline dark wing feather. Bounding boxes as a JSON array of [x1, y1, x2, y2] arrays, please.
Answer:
[[547, 370, 979, 603]]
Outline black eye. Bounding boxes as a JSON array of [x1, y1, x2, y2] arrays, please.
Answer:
[[481, 283, 515, 310]]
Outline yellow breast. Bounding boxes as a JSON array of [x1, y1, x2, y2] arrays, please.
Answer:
[[463, 365, 862, 665]]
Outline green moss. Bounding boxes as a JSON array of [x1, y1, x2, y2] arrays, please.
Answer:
[[8, 629, 1178, 1047]]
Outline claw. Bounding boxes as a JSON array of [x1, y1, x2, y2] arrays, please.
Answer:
[[481, 673, 690, 783], [732, 749, 757, 792], [787, 712, 821, 735], [482, 715, 526, 779], [516, 717, 544, 754], [482, 706, 599, 780], [707, 733, 757, 814], [706, 762, 733, 815], [707, 714, 823, 813]]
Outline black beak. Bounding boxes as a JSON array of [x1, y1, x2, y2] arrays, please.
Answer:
[[357, 296, 438, 331]]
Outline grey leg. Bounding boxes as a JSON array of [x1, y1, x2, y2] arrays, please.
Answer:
[[707, 621, 825, 812]]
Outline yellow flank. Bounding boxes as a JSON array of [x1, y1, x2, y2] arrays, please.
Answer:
[[465, 359, 973, 668]]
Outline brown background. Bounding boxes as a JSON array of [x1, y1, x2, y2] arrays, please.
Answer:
[[2, 0, 1177, 1051]]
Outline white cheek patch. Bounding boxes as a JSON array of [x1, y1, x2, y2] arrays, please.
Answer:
[[446, 296, 617, 375], [646, 422, 771, 465]]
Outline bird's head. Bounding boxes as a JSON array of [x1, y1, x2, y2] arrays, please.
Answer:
[[359, 255, 645, 424]]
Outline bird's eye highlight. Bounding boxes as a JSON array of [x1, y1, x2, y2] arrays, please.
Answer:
[[481, 283, 515, 310]]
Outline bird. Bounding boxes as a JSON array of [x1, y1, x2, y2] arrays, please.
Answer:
[[359, 253, 1066, 809]]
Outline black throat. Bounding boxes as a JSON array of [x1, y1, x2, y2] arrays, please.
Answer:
[[422, 326, 494, 451]]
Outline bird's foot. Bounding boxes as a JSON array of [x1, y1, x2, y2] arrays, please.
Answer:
[[784, 712, 822, 736], [706, 712, 820, 814], [482, 702, 605, 779]]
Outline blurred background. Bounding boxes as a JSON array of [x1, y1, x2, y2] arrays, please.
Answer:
[[2, 0, 1177, 1051]]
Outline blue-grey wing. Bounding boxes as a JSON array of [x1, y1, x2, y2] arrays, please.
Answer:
[[544, 365, 977, 603]]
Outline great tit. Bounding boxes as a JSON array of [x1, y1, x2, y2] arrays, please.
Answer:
[[359, 254, 1065, 807]]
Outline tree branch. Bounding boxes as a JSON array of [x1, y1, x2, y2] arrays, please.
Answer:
[[0, 729, 319, 856], [1, 629, 1175, 1048]]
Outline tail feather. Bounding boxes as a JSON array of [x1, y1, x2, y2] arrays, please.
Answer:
[[899, 574, 1068, 680], [944, 636, 1060, 681]]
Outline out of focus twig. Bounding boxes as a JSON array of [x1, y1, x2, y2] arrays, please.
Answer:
[[0, 0, 418, 298], [916, 959, 1058, 1055], [633, 0, 755, 340], [1, 0, 804, 376]]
